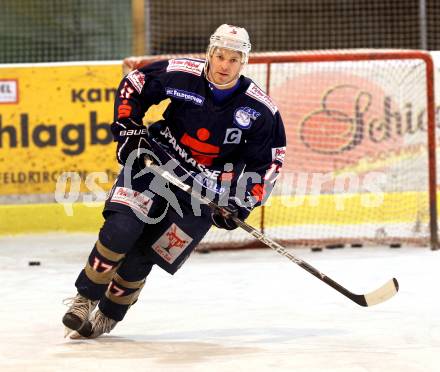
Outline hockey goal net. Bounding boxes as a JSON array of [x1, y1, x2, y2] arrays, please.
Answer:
[[123, 50, 438, 250]]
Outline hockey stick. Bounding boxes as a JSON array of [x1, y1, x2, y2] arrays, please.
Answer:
[[143, 159, 399, 307]]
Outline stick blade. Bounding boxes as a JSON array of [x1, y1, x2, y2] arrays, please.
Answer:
[[361, 278, 399, 307]]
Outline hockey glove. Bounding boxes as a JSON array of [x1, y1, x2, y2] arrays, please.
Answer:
[[211, 197, 252, 230], [111, 119, 150, 166]]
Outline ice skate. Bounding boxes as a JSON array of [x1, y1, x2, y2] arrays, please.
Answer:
[[62, 293, 98, 338], [69, 309, 118, 339]]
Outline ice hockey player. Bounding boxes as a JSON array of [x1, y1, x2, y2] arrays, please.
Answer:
[[62, 24, 286, 338]]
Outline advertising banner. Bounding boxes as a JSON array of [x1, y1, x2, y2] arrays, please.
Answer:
[[0, 62, 122, 195]]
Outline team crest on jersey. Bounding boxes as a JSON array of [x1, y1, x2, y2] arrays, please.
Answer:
[[233, 107, 261, 129], [152, 224, 193, 264], [166, 58, 205, 76]]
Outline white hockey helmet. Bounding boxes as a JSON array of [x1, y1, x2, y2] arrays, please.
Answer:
[[207, 24, 251, 64]]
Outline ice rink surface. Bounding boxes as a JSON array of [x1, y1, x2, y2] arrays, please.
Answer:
[[0, 233, 439, 372]]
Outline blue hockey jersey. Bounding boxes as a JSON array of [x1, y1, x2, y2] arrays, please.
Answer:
[[113, 57, 286, 206]]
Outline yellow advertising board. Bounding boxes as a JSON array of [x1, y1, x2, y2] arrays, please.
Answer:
[[0, 62, 123, 195]]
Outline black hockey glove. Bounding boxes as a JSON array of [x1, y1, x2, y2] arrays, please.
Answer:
[[211, 197, 252, 230], [111, 119, 150, 166]]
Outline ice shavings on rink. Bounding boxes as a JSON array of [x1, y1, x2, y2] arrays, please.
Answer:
[[0, 233, 439, 372]]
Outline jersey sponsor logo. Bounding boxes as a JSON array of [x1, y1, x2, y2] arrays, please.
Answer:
[[190, 171, 225, 194], [152, 224, 193, 264], [271, 146, 286, 163], [117, 99, 133, 119], [110, 186, 153, 217], [165, 87, 205, 106], [159, 126, 221, 175], [166, 58, 205, 76], [223, 128, 242, 144], [126, 70, 146, 94], [233, 107, 261, 129], [180, 128, 220, 166], [245, 82, 278, 115]]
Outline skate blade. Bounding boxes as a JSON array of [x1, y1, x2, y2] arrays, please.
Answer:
[[64, 327, 84, 339], [69, 330, 84, 339], [64, 326, 75, 338]]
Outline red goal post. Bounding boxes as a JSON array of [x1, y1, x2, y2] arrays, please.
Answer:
[[123, 49, 438, 250]]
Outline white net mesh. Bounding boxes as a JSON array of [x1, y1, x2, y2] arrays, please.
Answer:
[[1, 1, 440, 63], [129, 50, 434, 249]]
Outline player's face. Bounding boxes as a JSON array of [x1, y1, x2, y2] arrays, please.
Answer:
[[208, 48, 243, 88]]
